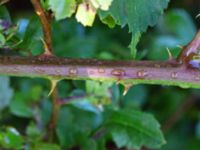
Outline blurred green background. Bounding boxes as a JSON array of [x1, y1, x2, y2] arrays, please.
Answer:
[[0, 0, 200, 149]]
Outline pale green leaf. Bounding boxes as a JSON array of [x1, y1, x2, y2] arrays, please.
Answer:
[[48, 0, 76, 20], [75, 2, 96, 26], [106, 109, 166, 149], [90, 0, 113, 10]]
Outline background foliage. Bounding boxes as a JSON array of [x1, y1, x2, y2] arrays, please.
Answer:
[[0, 0, 200, 150]]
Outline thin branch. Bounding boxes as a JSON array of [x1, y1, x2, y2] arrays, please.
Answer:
[[162, 96, 196, 132], [48, 88, 60, 141], [58, 95, 86, 105], [0, 0, 10, 5], [31, 0, 53, 55]]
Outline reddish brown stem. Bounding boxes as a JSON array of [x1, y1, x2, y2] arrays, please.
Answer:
[[162, 96, 196, 132], [31, 0, 53, 54], [48, 88, 60, 141], [178, 29, 200, 63]]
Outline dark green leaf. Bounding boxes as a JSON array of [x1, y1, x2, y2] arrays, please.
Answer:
[[0, 6, 10, 21], [99, 0, 169, 58], [0, 76, 13, 110], [122, 85, 147, 108], [147, 9, 196, 60], [19, 16, 43, 55], [9, 85, 43, 118], [56, 106, 102, 149], [105, 109, 165, 149]]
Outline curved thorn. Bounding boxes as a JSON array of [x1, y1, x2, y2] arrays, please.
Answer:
[[166, 47, 173, 60], [40, 37, 53, 56], [123, 84, 132, 96], [176, 45, 183, 49], [196, 13, 200, 19], [48, 79, 59, 96]]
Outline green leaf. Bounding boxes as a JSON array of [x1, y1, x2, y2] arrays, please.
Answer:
[[86, 81, 113, 97], [0, 6, 11, 21], [105, 109, 166, 149], [31, 143, 60, 150], [19, 16, 43, 55], [99, 14, 116, 28], [10, 92, 33, 118], [0, 33, 6, 47], [90, 0, 113, 10], [99, 0, 169, 58], [56, 106, 102, 149], [10, 85, 43, 118], [0, 76, 13, 110], [163, 9, 196, 44], [122, 85, 147, 108], [26, 122, 42, 141], [0, 127, 24, 149], [48, 0, 76, 20], [147, 9, 196, 60]]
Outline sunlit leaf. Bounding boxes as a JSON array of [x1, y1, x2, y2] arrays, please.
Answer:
[[48, 0, 76, 20], [90, 0, 113, 10], [76, 2, 96, 27]]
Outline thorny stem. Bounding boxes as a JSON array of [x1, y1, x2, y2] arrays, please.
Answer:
[[1, 56, 200, 88], [31, 0, 53, 55]]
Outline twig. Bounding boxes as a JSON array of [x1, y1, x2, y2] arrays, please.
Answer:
[[31, 0, 53, 55], [162, 96, 196, 132], [0, 0, 10, 5], [58, 95, 86, 105], [48, 88, 60, 141]]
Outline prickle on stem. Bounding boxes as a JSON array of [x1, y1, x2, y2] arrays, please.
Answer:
[[48, 79, 59, 96], [122, 84, 133, 96], [40, 37, 53, 56], [166, 47, 173, 60]]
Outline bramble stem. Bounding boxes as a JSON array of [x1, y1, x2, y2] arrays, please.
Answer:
[[0, 56, 200, 88]]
